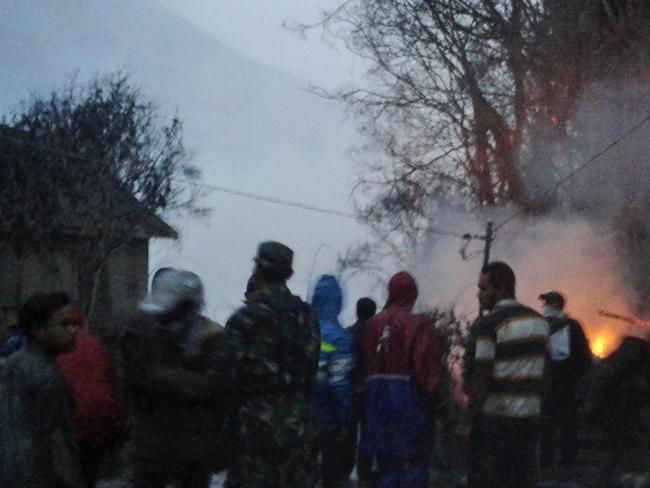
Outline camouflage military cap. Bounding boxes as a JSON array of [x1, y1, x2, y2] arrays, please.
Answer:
[[254, 241, 294, 274]]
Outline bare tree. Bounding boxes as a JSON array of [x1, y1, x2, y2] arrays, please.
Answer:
[[0, 72, 203, 320], [298, 1, 551, 207], [295, 0, 650, 275]]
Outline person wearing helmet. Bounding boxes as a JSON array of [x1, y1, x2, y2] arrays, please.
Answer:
[[120, 268, 224, 488]]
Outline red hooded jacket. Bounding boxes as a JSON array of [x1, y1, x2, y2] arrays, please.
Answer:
[[361, 271, 441, 457]]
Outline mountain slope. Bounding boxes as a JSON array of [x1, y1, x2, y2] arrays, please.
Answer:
[[0, 0, 367, 318]]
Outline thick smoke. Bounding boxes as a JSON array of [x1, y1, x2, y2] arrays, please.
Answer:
[[411, 77, 650, 357], [530, 78, 650, 308], [413, 214, 644, 357]]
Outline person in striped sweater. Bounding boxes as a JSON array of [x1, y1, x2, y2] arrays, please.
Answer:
[[464, 261, 550, 488]]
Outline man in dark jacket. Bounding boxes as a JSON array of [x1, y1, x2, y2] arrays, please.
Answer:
[[360, 271, 441, 488], [209, 241, 320, 488], [348, 298, 377, 374], [539, 291, 592, 471], [347, 297, 376, 486], [121, 268, 223, 488]]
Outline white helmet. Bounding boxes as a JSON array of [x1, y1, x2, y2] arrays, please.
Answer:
[[139, 269, 204, 315]]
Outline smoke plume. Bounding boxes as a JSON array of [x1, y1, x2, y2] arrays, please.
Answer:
[[412, 76, 650, 357]]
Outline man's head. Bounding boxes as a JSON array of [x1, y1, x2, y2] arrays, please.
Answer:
[[478, 261, 516, 311], [18, 293, 77, 355], [356, 297, 377, 321], [539, 291, 565, 316], [252, 241, 294, 288], [140, 269, 205, 317]]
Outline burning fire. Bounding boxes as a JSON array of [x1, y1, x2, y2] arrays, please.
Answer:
[[591, 335, 609, 358], [550, 115, 559, 127], [589, 330, 620, 358]]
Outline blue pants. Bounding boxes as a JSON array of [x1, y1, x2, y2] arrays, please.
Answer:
[[375, 456, 428, 488]]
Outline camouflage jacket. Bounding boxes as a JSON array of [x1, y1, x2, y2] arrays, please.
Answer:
[[210, 284, 320, 452]]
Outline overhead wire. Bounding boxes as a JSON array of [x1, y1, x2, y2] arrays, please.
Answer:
[[179, 179, 476, 238], [176, 178, 358, 220], [0, 130, 471, 239], [493, 111, 650, 233]]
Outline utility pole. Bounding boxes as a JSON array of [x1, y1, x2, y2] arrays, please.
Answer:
[[461, 221, 496, 317], [479, 221, 494, 317], [482, 221, 494, 269]]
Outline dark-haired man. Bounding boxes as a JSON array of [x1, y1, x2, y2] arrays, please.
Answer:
[[464, 262, 549, 488], [1, 292, 84, 488], [210, 241, 320, 488], [348, 298, 377, 358], [347, 297, 377, 487]]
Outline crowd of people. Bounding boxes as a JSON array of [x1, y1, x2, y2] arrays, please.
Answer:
[[1, 240, 649, 488]]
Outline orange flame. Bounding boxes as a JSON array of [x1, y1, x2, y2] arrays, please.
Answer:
[[589, 329, 620, 358], [551, 115, 559, 127]]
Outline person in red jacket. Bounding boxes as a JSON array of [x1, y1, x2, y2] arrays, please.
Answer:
[[57, 309, 129, 488], [360, 271, 442, 488]]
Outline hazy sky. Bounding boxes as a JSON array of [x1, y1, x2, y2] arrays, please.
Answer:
[[147, 0, 376, 320], [0, 0, 377, 323], [158, 0, 364, 89]]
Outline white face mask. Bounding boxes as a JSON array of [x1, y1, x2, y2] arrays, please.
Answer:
[[543, 305, 562, 318]]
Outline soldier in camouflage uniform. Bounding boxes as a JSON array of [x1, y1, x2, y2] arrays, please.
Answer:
[[210, 241, 320, 488]]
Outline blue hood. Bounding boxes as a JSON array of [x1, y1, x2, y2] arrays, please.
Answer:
[[311, 275, 343, 322]]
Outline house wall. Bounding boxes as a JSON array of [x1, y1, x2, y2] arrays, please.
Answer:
[[84, 238, 149, 354], [0, 242, 79, 332], [106, 238, 149, 312], [0, 238, 150, 341]]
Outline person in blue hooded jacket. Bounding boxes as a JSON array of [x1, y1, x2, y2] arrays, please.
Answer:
[[311, 274, 355, 488]]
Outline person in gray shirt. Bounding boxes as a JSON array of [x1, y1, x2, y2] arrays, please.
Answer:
[[1, 292, 83, 488]]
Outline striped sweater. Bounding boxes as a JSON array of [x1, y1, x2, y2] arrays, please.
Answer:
[[472, 299, 549, 418]]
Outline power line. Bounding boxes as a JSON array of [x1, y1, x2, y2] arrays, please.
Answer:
[[0, 129, 357, 219], [177, 178, 358, 220], [494, 111, 650, 233], [0, 130, 471, 239], [179, 178, 473, 239]]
